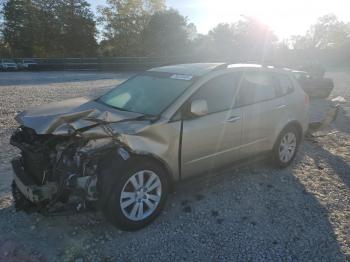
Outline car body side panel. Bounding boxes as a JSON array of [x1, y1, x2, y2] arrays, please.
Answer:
[[288, 77, 309, 133], [181, 108, 242, 178], [271, 79, 309, 146], [239, 97, 283, 156]]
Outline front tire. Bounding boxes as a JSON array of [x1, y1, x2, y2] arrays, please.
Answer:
[[102, 160, 168, 231], [272, 126, 300, 168]]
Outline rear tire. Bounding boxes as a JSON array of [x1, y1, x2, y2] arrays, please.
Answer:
[[271, 126, 300, 168], [101, 159, 168, 231]]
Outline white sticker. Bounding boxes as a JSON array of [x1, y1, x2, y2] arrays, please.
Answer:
[[170, 74, 193, 81]]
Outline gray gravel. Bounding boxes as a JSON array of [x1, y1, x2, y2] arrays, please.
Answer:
[[0, 70, 349, 261]]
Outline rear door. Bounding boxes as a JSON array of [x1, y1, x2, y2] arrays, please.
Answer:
[[181, 73, 243, 178], [275, 72, 296, 121], [235, 70, 283, 156]]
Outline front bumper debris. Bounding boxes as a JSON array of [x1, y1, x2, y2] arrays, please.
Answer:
[[11, 158, 58, 203]]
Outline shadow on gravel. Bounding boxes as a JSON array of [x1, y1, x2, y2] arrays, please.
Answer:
[[171, 155, 345, 260], [334, 107, 350, 134], [0, 152, 346, 261], [307, 141, 350, 189]]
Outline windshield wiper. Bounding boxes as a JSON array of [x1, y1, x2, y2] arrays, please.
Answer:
[[94, 98, 160, 121], [95, 98, 132, 112]]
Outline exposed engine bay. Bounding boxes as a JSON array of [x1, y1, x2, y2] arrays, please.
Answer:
[[10, 124, 129, 214]]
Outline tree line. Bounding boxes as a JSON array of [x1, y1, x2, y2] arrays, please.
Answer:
[[0, 0, 350, 66], [0, 0, 97, 57]]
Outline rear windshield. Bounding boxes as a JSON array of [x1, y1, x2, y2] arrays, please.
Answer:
[[98, 72, 194, 116]]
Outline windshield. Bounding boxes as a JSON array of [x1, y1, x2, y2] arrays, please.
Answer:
[[98, 72, 194, 116], [3, 59, 15, 63]]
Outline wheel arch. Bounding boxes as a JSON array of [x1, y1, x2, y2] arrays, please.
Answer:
[[98, 149, 175, 188], [97, 148, 175, 209], [271, 121, 302, 168], [130, 152, 176, 190], [274, 120, 304, 148]]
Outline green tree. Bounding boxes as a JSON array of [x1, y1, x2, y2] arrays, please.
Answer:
[[59, 0, 97, 57], [142, 9, 191, 57], [1, 0, 97, 57], [190, 34, 215, 60], [98, 0, 165, 56], [233, 17, 277, 61], [31, 0, 63, 56], [208, 23, 236, 59], [2, 0, 36, 56], [0, 2, 7, 56], [198, 18, 277, 61], [290, 14, 350, 49]]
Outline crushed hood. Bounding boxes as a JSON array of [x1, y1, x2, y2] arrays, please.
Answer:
[[15, 97, 149, 136]]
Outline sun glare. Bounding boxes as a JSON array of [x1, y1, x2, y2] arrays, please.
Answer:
[[186, 0, 350, 38]]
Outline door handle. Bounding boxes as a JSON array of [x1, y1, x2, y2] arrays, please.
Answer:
[[276, 104, 286, 109], [226, 115, 241, 123]]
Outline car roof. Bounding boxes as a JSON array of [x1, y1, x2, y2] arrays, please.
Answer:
[[148, 63, 226, 76], [149, 63, 293, 77]]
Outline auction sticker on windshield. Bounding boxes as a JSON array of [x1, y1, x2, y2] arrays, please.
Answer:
[[170, 74, 193, 81]]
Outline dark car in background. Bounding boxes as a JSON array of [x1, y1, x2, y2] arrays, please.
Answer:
[[292, 70, 334, 99], [0, 59, 18, 71]]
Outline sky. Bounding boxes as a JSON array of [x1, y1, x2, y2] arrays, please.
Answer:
[[88, 0, 350, 39]]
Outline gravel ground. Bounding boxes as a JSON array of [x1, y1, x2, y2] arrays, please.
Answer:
[[0, 70, 349, 261]]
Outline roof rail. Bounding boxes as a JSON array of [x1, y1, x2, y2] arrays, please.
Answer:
[[211, 61, 294, 71], [212, 63, 230, 71], [247, 60, 293, 69]]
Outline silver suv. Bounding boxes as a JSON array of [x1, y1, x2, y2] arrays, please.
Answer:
[[0, 59, 18, 71], [11, 63, 309, 230]]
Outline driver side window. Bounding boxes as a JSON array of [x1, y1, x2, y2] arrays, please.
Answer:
[[191, 73, 240, 114]]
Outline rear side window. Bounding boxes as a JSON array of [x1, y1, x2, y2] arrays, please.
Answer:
[[277, 74, 294, 96], [191, 73, 240, 114], [235, 72, 277, 107]]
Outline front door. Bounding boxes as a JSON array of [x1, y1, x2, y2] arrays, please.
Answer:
[[180, 73, 243, 178]]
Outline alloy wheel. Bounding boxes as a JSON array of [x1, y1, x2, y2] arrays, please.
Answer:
[[278, 132, 297, 163], [120, 170, 162, 221]]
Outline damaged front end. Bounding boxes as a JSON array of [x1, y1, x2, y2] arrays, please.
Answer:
[[9, 93, 175, 217], [9, 96, 159, 214], [10, 125, 127, 214]]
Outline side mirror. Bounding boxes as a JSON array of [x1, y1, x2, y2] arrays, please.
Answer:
[[190, 99, 208, 117]]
